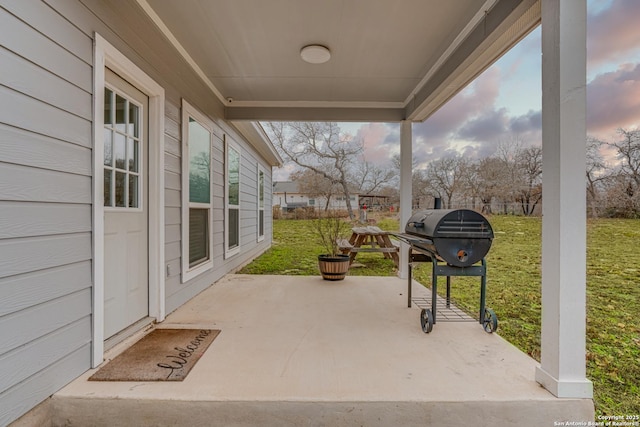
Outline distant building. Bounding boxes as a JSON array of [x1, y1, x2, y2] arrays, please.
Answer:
[[273, 181, 359, 212]]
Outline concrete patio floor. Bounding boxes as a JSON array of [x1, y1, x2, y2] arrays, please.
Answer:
[[53, 274, 593, 426]]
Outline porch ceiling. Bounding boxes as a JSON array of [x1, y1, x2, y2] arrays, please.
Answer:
[[140, 0, 540, 122]]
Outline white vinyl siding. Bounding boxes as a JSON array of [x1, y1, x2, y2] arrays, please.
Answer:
[[0, 3, 93, 425], [181, 100, 214, 282]]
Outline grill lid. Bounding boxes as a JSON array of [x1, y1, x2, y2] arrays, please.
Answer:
[[405, 209, 493, 239], [404, 209, 494, 266]]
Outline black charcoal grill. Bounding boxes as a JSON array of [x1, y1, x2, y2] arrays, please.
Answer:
[[394, 209, 498, 333], [405, 209, 493, 267]]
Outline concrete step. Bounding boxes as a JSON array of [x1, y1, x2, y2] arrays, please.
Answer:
[[50, 397, 594, 427]]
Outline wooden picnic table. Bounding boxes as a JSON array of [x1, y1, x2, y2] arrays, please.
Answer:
[[338, 226, 399, 268]]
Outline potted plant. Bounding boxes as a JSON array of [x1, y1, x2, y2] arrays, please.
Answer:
[[315, 210, 351, 280]]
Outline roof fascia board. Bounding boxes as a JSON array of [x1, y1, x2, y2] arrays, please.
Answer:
[[230, 121, 284, 167], [136, 0, 282, 166], [136, 0, 227, 106], [404, 0, 500, 106], [406, 0, 540, 121]]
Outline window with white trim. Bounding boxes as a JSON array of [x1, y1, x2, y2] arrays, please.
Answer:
[[181, 100, 213, 281], [225, 136, 241, 257], [257, 166, 265, 242]]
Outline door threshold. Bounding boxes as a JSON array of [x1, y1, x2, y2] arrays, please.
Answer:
[[104, 317, 155, 351]]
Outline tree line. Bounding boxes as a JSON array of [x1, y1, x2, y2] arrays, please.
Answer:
[[267, 122, 640, 219]]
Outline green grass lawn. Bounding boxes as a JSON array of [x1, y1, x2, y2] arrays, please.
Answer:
[[239, 215, 640, 414]]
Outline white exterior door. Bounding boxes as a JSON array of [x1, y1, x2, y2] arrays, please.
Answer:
[[103, 69, 149, 339]]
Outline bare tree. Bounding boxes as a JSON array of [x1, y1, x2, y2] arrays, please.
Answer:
[[458, 160, 488, 210], [353, 158, 397, 194], [600, 173, 640, 218], [586, 136, 608, 217], [412, 168, 432, 209], [604, 128, 640, 217], [475, 157, 511, 214], [495, 135, 524, 164], [610, 128, 640, 186], [494, 136, 526, 213], [513, 147, 543, 216], [423, 154, 469, 208], [268, 122, 363, 219]]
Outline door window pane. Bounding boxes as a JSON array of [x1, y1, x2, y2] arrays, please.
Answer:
[[115, 171, 126, 207], [128, 139, 139, 172], [115, 94, 126, 132], [104, 88, 113, 125], [104, 129, 113, 166], [188, 118, 211, 204], [104, 168, 112, 206], [129, 102, 139, 137], [129, 175, 139, 208], [114, 133, 126, 169]]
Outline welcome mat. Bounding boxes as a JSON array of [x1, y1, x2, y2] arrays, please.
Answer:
[[89, 329, 220, 382]]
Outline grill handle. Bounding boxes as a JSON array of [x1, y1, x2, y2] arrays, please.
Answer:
[[407, 222, 424, 228]]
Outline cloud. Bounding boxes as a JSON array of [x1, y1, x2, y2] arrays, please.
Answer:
[[457, 108, 509, 142], [411, 66, 503, 165], [510, 110, 541, 134], [383, 124, 400, 145], [354, 123, 399, 165], [414, 66, 502, 140], [587, 63, 640, 137], [409, 62, 546, 166], [588, 0, 640, 67]]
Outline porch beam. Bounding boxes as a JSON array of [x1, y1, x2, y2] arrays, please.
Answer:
[[398, 120, 412, 279], [535, 0, 592, 398], [225, 106, 405, 123]]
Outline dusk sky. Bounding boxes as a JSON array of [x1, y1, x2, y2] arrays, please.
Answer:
[[275, 0, 640, 180]]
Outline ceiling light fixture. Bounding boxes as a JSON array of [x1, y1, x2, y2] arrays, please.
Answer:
[[300, 44, 331, 64]]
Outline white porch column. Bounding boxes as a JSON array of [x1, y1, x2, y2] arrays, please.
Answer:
[[398, 120, 412, 279], [535, 0, 593, 398]]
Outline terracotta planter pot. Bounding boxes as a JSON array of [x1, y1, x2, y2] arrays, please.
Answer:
[[317, 254, 350, 281]]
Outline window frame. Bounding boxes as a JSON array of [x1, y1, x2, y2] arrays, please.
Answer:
[[225, 135, 241, 258], [257, 165, 266, 242], [181, 99, 214, 282]]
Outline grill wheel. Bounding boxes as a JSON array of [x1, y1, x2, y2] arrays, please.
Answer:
[[482, 308, 499, 333], [420, 308, 434, 333]]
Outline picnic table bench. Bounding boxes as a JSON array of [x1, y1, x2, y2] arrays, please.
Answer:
[[338, 226, 399, 268]]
